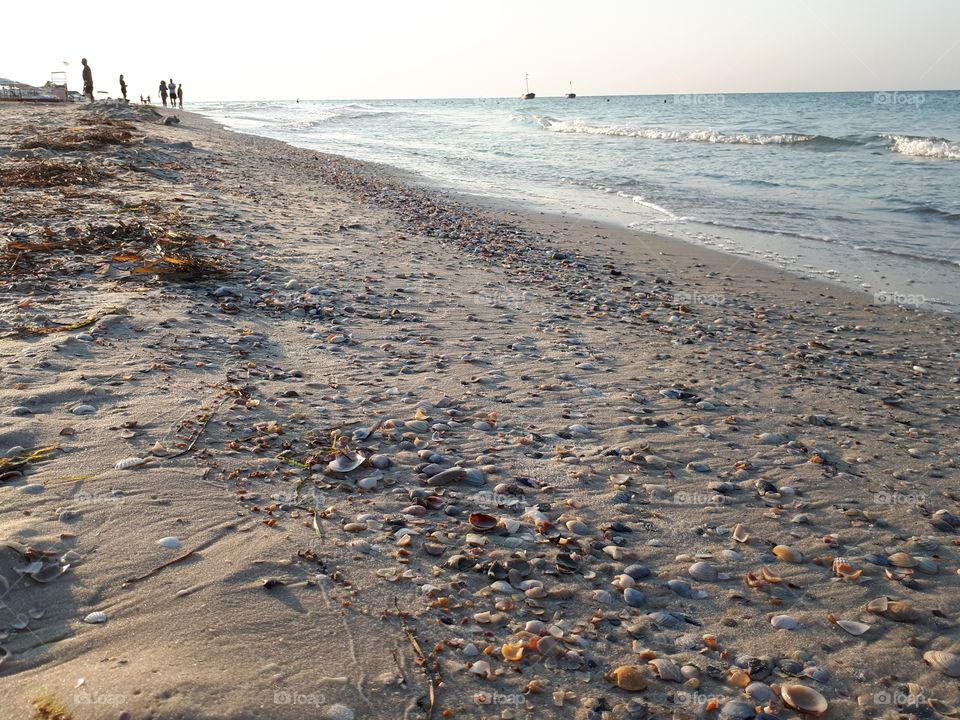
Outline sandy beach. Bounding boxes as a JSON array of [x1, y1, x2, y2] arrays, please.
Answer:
[[1, 101, 959, 720]]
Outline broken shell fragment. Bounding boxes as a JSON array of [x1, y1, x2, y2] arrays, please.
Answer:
[[827, 614, 870, 636], [773, 545, 804, 563], [327, 452, 365, 474], [731, 523, 749, 543], [114, 457, 145, 470], [82, 611, 108, 624], [647, 657, 684, 682], [501, 642, 525, 662]]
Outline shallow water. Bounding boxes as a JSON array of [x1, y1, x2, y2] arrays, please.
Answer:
[[192, 91, 960, 311]]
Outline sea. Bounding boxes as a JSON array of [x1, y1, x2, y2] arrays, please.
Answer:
[[190, 91, 960, 312]]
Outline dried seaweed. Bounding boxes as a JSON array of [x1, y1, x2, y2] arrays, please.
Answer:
[[0, 158, 107, 188], [0, 221, 228, 280], [17, 125, 135, 151]]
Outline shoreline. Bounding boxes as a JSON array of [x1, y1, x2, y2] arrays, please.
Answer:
[[2, 101, 959, 720]]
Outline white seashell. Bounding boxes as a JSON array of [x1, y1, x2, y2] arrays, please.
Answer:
[[72, 404, 96, 415], [923, 650, 960, 678], [780, 684, 828, 715], [157, 537, 181, 550], [771, 614, 799, 630], [831, 616, 870, 636], [149, 441, 168, 457], [327, 452, 365, 474], [647, 657, 684, 682], [114, 457, 145, 470], [82, 611, 108, 624], [688, 561, 718, 582]]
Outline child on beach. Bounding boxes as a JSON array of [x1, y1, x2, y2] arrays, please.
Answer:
[[177, 84, 183, 109], [119, 74, 127, 101], [159, 80, 168, 107]]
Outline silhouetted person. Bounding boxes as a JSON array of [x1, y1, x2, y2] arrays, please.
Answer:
[[159, 80, 168, 107], [177, 83, 183, 109], [168, 79, 177, 106], [140, 94, 144, 104], [147, 95, 151, 104], [81, 58, 94, 103], [119, 74, 127, 101]]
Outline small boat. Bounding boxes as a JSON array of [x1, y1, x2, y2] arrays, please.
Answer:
[[521, 73, 535, 100], [566, 81, 576, 99]]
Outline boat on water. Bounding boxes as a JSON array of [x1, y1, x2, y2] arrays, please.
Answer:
[[521, 73, 535, 100], [566, 80, 576, 99]]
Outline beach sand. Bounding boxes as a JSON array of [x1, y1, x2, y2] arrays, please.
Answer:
[[1, 101, 959, 720]]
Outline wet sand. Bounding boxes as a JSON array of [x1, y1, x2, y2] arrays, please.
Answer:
[[1, 101, 959, 720]]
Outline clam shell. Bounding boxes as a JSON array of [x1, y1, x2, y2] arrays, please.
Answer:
[[114, 456, 145, 470], [731, 523, 750, 543], [924, 650, 960, 678], [469, 512, 498, 532], [745, 681, 775, 702], [647, 657, 684, 682], [327, 452, 365, 474], [771, 614, 799, 630], [82, 611, 108, 624], [773, 545, 804, 563], [780, 684, 828, 715], [29, 563, 67, 583], [688, 561, 718, 582], [607, 665, 648, 692], [157, 536, 181, 550], [501, 642, 524, 662], [888, 552, 918, 568], [828, 615, 870, 636]]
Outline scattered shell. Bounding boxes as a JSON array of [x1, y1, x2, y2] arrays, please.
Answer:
[[501, 642, 525, 662], [923, 650, 960, 678], [469, 512, 498, 532], [771, 614, 799, 630], [745, 682, 775, 703], [688, 561, 718, 582], [606, 665, 647, 692], [773, 545, 804, 563], [157, 537, 181, 550], [780, 684, 828, 716], [867, 596, 920, 623], [827, 614, 870, 636], [72, 404, 96, 415], [82, 611, 108, 624], [114, 457, 145, 470], [731, 523, 749, 543], [888, 552, 918, 568], [647, 657, 684, 682], [327, 453, 365, 474]]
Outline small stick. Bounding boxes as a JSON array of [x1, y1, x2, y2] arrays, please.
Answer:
[[394, 597, 437, 720], [123, 549, 197, 585]]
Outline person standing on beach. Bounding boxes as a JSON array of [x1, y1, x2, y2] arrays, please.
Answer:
[[119, 74, 127, 101], [168, 79, 177, 107], [176, 83, 183, 109], [81, 58, 94, 102], [159, 80, 168, 107]]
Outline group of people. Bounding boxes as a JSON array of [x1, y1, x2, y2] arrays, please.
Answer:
[[158, 79, 183, 109], [77, 58, 184, 109]]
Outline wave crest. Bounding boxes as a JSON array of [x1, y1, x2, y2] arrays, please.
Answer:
[[886, 135, 960, 160]]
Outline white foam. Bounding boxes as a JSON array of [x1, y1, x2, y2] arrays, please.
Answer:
[[887, 135, 960, 160], [542, 119, 816, 146]]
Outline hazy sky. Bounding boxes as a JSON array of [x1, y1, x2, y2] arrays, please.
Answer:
[[4, 1, 959, 100]]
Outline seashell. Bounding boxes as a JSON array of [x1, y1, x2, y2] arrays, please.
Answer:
[[72, 404, 96, 415], [156, 536, 181, 550], [82, 611, 108, 624], [832, 557, 862, 581], [469, 660, 490, 677], [731, 523, 750, 543], [119, 429, 136, 439], [780, 684, 828, 716], [888, 552, 918, 568], [114, 457, 145, 470], [914, 557, 939, 575], [773, 545, 804, 563], [149, 441, 168, 457], [745, 681, 775, 702], [606, 665, 648, 692], [613, 574, 636, 590], [425, 467, 466, 486], [469, 512, 498, 532], [771, 614, 798, 630], [648, 657, 684, 682], [727, 668, 751, 688], [688, 561, 718, 582], [327, 452, 365, 474], [761, 566, 782, 583], [923, 650, 960, 678], [623, 587, 646, 607], [827, 614, 870, 636], [29, 563, 67, 583], [501, 642, 525, 662], [667, 579, 693, 598], [719, 700, 757, 720]]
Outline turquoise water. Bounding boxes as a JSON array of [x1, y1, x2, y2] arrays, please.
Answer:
[[191, 92, 960, 310]]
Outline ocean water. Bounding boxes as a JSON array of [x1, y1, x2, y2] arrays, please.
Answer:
[[191, 92, 960, 311]]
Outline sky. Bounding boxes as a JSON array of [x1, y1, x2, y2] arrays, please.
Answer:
[[3, 1, 959, 101]]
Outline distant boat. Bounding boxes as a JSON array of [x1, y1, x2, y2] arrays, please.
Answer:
[[566, 81, 576, 99], [521, 73, 535, 100]]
